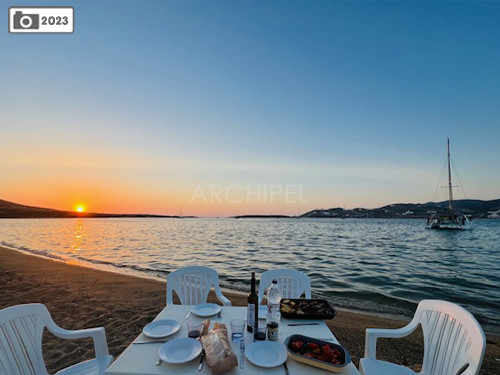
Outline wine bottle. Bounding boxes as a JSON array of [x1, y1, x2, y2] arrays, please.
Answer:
[[253, 277, 265, 341], [246, 272, 257, 332]]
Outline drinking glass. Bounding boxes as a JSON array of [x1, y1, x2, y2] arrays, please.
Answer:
[[187, 319, 203, 338], [254, 320, 267, 341], [230, 319, 245, 342]]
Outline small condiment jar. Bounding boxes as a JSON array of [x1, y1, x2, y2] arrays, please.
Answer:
[[267, 322, 278, 341]]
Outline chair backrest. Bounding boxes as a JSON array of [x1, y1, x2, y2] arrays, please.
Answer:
[[415, 300, 486, 375], [258, 268, 312, 304], [0, 304, 53, 375], [166, 266, 223, 305]]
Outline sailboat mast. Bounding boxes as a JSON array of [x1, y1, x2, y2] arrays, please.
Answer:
[[447, 138, 454, 211]]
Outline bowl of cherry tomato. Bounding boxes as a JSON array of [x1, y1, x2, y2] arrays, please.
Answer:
[[284, 334, 351, 373]]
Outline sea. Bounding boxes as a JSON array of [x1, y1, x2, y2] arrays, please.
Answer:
[[1, 218, 499, 333]]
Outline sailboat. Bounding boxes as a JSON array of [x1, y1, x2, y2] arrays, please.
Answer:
[[426, 139, 472, 230]]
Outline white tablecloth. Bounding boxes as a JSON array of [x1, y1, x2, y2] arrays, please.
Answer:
[[104, 305, 360, 375]]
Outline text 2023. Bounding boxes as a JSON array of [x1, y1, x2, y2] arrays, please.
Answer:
[[41, 16, 69, 26]]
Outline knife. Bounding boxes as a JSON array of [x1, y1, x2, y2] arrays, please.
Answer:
[[287, 323, 320, 326], [198, 351, 205, 371], [133, 339, 170, 344], [283, 361, 290, 375]]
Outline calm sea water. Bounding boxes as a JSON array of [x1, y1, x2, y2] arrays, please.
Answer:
[[1, 218, 499, 332]]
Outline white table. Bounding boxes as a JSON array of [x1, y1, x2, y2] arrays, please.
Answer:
[[104, 305, 361, 375]]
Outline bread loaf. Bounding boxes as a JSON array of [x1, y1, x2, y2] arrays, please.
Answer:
[[200, 323, 238, 374]]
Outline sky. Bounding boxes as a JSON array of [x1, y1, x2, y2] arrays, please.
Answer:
[[1, 1, 499, 216]]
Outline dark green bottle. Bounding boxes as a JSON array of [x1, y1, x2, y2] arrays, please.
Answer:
[[246, 272, 257, 332]]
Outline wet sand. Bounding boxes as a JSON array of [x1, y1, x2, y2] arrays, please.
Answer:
[[0, 246, 498, 374]]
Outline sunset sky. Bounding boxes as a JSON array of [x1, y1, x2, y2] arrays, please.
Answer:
[[1, 1, 499, 216]]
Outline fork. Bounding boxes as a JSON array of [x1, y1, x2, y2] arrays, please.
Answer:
[[185, 309, 193, 320], [239, 339, 245, 369], [198, 351, 205, 371]]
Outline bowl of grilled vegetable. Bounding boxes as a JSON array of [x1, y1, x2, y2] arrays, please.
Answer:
[[280, 299, 336, 320], [284, 334, 350, 373]]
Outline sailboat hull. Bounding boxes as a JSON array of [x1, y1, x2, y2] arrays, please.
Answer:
[[427, 222, 472, 230], [426, 215, 472, 230]]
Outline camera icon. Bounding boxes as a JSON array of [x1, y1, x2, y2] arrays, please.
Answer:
[[13, 11, 39, 29]]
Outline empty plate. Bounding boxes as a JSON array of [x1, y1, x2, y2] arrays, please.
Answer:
[[142, 319, 180, 339], [192, 303, 222, 317], [158, 338, 203, 364], [245, 341, 288, 368]]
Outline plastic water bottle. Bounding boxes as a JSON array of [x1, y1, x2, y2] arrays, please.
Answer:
[[266, 279, 281, 325]]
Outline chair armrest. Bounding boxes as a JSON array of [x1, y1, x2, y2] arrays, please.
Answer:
[[214, 286, 232, 306], [48, 325, 110, 358], [364, 319, 419, 359], [218, 294, 232, 306]]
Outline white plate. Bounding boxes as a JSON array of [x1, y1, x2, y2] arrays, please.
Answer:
[[258, 305, 267, 320], [142, 319, 180, 339], [192, 303, 222, 317], [245, 341, 288, 368], [158, 338, 202, 364]]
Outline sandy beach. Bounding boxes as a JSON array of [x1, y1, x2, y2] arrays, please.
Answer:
[[0, 245, 498, 374]]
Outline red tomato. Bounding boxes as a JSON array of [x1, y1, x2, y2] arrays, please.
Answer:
[[316, 355, 329, 362], [323, 349, 334, 360], [321, 344, 332, 353], [290, 341, 304, 352], [307, 342, 319, 350]]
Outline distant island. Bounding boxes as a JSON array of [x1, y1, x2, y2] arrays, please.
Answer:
[[232, 199, 500, 219], [0, 199, 190, 219], [232, 215, 291, 219], [300, 199, 500, 219]]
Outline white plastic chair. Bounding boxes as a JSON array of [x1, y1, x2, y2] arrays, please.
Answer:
[[0, 303, 112, 375], [166, 266, 231, 306], [258, 268, 312, 304], [359, 299, 486, 375]]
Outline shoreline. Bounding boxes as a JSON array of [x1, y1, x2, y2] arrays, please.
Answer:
[[0, 244, 436, 328], [1, 245, 499, 374], [3, 243, 499, 335]]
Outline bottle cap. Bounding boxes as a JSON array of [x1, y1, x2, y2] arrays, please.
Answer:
[[254, 332, 266, 341]]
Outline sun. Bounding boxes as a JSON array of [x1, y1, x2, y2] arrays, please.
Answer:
[[75, 205, 85, 213]]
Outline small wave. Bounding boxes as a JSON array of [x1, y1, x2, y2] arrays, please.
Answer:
[[1, 243, 169, 280], [73, 255, 167, 276], [1, 243, 65, 261]]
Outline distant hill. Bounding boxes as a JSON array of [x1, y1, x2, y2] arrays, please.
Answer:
[[232, 215, 292, 219], [0, 199, 177, 218], [300, 199, 500, 219]]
